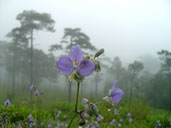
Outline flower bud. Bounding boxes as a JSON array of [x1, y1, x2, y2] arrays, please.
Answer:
[[82, 98, 89, 106], [84, 103, 98, 117], [102, 96, 113, 108], [94, 48, 104, 59]]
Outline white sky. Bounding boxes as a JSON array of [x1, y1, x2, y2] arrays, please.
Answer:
[[0, 0, 171, 63]]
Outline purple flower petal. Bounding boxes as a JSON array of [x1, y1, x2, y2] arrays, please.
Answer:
[[68, 46, 83, 63], [97, 114, 104, 121], [128, 118, 133, 123], [111, 88, 123, 105], [4, 99, 12, 106], [112, 80, 117, 88], [34, 90, 40, 96], [77, 59, 95, 76], [29, 84, 33, 91], [109, 80, 117, 96], [114, 108, 119, 115], [57, 56, 74, 74]]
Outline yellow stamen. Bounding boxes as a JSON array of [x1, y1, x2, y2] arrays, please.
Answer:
[[73, 61, 78, 65]]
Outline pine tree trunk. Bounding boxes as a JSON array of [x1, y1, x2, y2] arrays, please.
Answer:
[[30, 29, 33, 102], [129, 78, 134, 109]]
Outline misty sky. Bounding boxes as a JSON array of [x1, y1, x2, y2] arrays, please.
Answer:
[[0, 0, 171, 63]]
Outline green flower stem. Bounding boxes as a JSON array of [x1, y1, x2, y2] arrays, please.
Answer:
[[75, 82, 80, 112], [67, 113, 76, 128]]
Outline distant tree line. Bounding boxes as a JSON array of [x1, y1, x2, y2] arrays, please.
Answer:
[[0, 10, 170, 110]]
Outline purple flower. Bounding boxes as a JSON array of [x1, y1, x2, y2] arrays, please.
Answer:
[[34, 90, 40, 96], [110, 119, 116, 125], [120, 118, 123, 122], [57, 46, 95, 76], [63, 115, 67, 119], [114, 108, 119, 115], [110, 122, 114, 125], [128, 118, 133, 123], [85, 120, 89, 123], [29, 84, 33, 91], [84, 113, 89, 118], [27, 114, 32, 120], [4, 99, 12, 107], [48, 124, 52, 128], [118, 123, 122, 127], [97, 114, 104, 121], [109, 80, 123, 105], [18, 123, 22, 128], [127, 112, 131, 117]]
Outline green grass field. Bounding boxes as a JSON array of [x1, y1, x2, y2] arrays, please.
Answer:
[[0, 100, 171, 128], [0, 84, 171, 128]]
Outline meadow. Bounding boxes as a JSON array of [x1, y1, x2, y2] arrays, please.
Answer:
[[0, 83, 171, 128], [0, 7, 171, 128]]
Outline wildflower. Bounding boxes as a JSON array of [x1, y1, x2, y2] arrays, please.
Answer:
[[57, 110, 61, 118], [112, 119, 116, 123], [85, 120, 88, 123], [63, 115, 67, 119], [27, 114, 32, 121], [29, 84, 33, 91], [18, 123, 22, 128], [97, 114, 104, 121], [34, 89, 40, 96], [127, 112, 131, 117], [118, 123, 122, 127], [114, 108, 119, 115], [4, 99, 12, 107], [128, 118, 133, 123], [109, 80, 124, 105], [110, 119, 116, 125], [48, 124, 52, 128], [120, 118, 123, 122], [57, 46, 95, 78], [103, 80, 123, 108], [84, 113, 89, 118], [110, 121, 113, 125]]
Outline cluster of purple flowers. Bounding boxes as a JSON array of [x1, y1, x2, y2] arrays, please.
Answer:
[[29, 84, 40, 96], [56, 110, 62, 118], [85, 120, 100, 128], [96, 114, 104, 121], [56, 46, 124, 127]]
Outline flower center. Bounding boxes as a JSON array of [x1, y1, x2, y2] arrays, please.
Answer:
[[73, 61, 78, 65]]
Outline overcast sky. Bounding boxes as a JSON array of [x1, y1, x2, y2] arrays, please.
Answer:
[[0, 0, 171, 63]]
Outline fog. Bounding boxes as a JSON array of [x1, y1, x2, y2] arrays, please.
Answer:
[[0, 0, 171, 62], [0, 0, 171, 112]]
